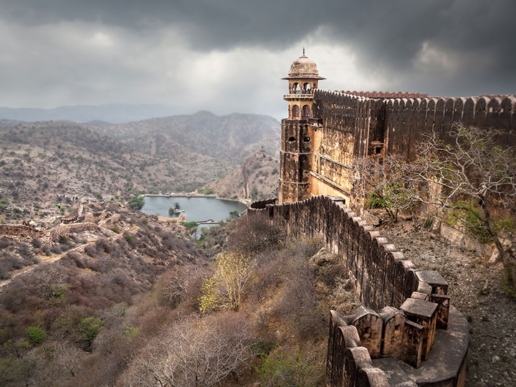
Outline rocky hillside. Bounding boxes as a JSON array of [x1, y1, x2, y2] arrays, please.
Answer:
[[0, 201, 208, 386], [206, 149, 279, 200], [83, 111, 280, 164], [0, 112, 280, 222], [0, 121, 170, 222]]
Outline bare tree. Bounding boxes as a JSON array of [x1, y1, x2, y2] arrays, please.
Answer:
[[411, 125, 516, 291], [352, 155, 419, 221], [120, 312, 255, 387]]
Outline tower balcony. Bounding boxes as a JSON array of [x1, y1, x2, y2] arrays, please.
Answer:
[[283, 93, 314, 100]]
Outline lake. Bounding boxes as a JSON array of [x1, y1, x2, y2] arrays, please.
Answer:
[[140, 196, 247, 222]]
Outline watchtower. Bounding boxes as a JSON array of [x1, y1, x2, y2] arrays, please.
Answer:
[[282, 49, 325, 119], [279, 51, 325, 203]]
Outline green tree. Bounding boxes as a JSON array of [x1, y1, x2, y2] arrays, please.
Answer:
[[78, 317, 103, 349], [26, 326, 47, 345], [258, 348, 323, 387], [352, 156, 418, 222], [128, 196, 144, 210]]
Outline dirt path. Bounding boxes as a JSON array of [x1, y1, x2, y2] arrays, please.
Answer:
[[380, 221, 516, 387]]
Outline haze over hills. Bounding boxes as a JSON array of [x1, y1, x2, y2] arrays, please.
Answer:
[[0, 104, 182, 124], [83, 111, 281, 163]]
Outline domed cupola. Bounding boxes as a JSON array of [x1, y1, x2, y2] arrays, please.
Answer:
[[287, 54, 322, 78], [282, 50, 325, 120]]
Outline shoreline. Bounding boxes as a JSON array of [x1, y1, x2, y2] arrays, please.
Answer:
[[144, 193, 251, 206]]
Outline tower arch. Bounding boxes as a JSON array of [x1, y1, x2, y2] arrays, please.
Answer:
[[282, 50, 325, 121]]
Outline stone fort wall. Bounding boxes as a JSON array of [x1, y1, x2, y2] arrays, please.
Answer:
[[249, 196, 468, 386], [280, 90, 516, 205], [0, 225, 43, 239]]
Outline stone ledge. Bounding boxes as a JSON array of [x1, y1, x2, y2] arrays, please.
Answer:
[[397, 306, 469, 386]]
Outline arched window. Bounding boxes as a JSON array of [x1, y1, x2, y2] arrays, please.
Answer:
[[303, 83, 311, 94], [302, 105, 310, 119], [292, 83, 299, 94], [292, 105, 300, 118]]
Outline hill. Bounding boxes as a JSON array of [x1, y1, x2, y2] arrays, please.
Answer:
[[207, 148, 279, 200], [0, 121, 168, 222], [83, 111, 280, 164], [0, 104, 180, 124], [0, 112, 280, 223]]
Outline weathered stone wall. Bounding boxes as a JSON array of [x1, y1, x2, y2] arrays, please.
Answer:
[[383, 96, 516, 160], [48, 222, 100, 241], [248, 196, 468, 386], [313, 91, 516, 164], [0, 225, 43, 238], [282, 91, 516, 205]]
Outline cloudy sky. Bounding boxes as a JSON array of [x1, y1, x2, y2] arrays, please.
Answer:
[[0, 0, 514, 119]]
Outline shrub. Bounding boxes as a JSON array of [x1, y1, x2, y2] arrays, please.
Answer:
[[200, 251, 254, 313], [258, 347, 324, 387], [181, 221, 198, 228], [79, 317, 103, 349], [26, 326, 47, 345], [84, 244, 97, 257], [128, 196, 144, 210], [228, 216, 285, 255], [31, 238, 42, 249], [121, 313, 254, 387]]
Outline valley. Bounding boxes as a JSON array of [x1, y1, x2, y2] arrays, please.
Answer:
[[0, 112, 280, 225]]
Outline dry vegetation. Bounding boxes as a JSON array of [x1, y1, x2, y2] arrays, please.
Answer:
[[0, 212, 356, 386], [0, 113, 280, 223], [0, 202, 207, 386]]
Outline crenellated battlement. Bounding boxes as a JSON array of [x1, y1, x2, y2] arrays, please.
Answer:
[[248, 196, 469, 387], [280, 89, 516, 205]]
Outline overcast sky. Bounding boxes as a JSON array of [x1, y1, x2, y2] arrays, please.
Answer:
[[0, 0, 514, 119]]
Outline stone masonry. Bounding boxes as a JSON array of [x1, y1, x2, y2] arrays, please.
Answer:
[[248, 196, 468, 386], [280, 89, 516, 204]]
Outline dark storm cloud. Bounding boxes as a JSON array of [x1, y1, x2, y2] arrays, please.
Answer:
[[0, 0, 514, 112], [3, 0, 515, 57]]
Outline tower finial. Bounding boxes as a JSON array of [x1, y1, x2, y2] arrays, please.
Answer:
[[303, 47, 305, 56]]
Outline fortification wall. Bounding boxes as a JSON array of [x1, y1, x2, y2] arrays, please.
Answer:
[[383, 95, 516, 160], [48, 222, 100, 241], [248, 196, 468, 386], [299, 92, 516, 206], [299, 91, 386, 204], [0, 225, 43, 239]]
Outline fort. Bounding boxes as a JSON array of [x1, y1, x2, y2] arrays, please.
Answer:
[[249, 53, 515, 386], [279, 53, 516, 206]]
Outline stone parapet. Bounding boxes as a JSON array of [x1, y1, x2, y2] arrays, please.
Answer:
[[248, 195, 468, 386]]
